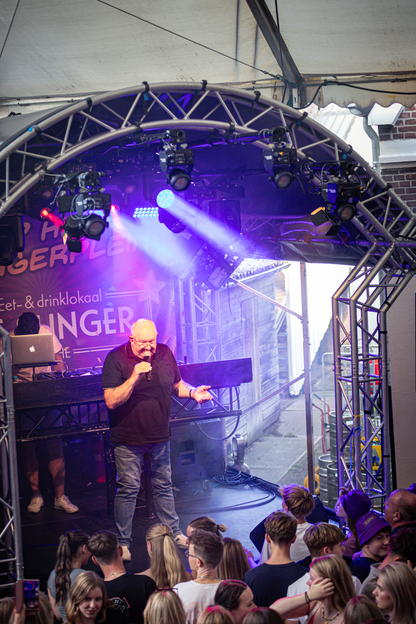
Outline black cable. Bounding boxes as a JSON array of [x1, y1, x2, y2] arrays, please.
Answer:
[[0, 0, 21, 60], [296, 79, 416, 110], [176, 468, 280, 512], [194, 415, 240, 441], [329, 79, 416, 96], [175, 490, 276, 513], [95, 0, 283, 82]]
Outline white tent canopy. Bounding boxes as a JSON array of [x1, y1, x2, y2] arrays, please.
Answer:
[[1, 0, 416, 110]]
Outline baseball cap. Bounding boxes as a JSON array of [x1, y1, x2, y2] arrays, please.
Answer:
[[356, 511, 391, 545], [341, 490, 371, 522]]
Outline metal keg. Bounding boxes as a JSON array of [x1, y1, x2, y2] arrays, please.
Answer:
[[318, 453, 333, 505], [327, 463, 339, 509], [329, 412, 354, 460]]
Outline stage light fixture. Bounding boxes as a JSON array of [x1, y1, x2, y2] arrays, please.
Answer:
[[167, 168, 191, 192], [156, 189, 175, 208], [336, 202, 357, 222], [310, 207, 341, 237], [273, 168, 294, 190], [133, 206, 159, 218], [159, 129, 194, 192], [321, 178, 360, 223], [158, 208, 186, 234], [123, 182, 137, 195], [57, 192, 111, 252], [264, 145, 297, 190], [192, 242, 243, 289], [40, 208, 64, 227], [83, 214, 107, 238]]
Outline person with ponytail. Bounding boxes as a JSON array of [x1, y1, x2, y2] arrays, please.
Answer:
[[138, 523, 191, 587], [47, 530, 91, 621], [187, 517, 227, 540]]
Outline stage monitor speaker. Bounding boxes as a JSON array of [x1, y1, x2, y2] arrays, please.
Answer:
[[170, 419, 225, 484]]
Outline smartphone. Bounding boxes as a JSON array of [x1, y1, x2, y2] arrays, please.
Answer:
[[14, 580, 40, 614]]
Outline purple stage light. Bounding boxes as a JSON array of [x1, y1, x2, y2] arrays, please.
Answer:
[[156, 189, 175, 208]]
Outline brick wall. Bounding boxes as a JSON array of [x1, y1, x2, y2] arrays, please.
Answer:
[[379, 105, 416, 210]]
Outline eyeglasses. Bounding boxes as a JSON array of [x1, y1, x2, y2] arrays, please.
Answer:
[[131, 338, 157, 346], [184, 550, 199, 559]]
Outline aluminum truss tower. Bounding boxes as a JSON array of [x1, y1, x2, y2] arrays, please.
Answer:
[[333, 252, 416, 505], [0, 328, 24, 590]]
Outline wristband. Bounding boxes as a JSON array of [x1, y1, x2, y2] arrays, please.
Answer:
[[189, 388, 194, 399], [304, 592, 311, 604]]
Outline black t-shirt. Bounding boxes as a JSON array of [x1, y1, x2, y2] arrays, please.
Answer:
[[243, 562, 307, 607], [105, 573, 157, 624], [102, 342, 181, 445], [349, 555, 375, 583]]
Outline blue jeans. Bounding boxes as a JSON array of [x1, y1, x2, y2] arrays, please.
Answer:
[[113, 441, 180, 545]]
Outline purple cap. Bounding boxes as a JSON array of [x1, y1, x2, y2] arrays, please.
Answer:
[[356, 511, 390, 545], [341, 490, 371, 522]]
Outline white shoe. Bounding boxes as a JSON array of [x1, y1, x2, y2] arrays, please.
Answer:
[[27, 495, 44, 513], [174, 533, 188, 549], [121, 545, 131, 561], [54, 495, 79, 513]]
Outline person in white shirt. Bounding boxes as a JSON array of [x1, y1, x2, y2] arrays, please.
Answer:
[[285, 523, 362, 624], [174, 530, 223, 624]]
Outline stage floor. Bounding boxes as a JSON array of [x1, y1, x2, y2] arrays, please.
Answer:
[[21, 475, 282, 588]]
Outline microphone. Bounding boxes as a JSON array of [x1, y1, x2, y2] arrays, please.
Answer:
[[144, 350, 152, 381]]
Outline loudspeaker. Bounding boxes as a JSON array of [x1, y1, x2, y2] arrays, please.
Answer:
[[170, 419, 226, 484]]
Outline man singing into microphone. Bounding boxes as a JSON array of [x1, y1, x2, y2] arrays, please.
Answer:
[[102, 318, 212, 561]]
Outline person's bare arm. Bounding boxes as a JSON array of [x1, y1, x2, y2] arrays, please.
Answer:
[[172, 379, 212, 404], [47, 588, 62, 621], [52, 352, 65, 373], [104, 361, 151, 410], [270, 578, 333, 619]]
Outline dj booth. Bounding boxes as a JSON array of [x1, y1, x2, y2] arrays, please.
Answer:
[[13, 359, 252, 501]]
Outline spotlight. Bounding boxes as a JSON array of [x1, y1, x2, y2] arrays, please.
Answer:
[[83, 215, 107, 238], [321, 178, 361, 223], [192, 242, 243, 289], [264, 146, 297, 190], [310, 207, 341, 237], [167, 169, 191, 192], [118, 179, 137, 195], [156, 189, 175, 208], [336, 202, 357, 222], [273, 168, 294, 190], [158, 208, 186, 234], [40, 208, 64, 227], [57, 192, 111, 252], [133, 206, 159, 218], [159, 129, 194, 192]]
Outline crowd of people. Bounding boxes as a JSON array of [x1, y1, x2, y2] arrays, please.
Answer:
[[4, 484, 416, 624]]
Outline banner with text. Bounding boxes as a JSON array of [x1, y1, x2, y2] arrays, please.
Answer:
[[1, 218, 177, 369]]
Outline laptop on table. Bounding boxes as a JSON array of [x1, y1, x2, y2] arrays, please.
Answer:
[[10, 333, 57, 368]]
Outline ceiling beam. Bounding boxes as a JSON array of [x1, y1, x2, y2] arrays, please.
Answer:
[[245, 0, 303, 86]]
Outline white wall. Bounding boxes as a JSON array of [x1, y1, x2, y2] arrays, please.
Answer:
[[286, 262, 350, 396], [387, 277, 416, 487]]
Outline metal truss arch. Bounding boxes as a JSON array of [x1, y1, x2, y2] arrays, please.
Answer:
[[1, 81, 416, 518], [0, 81, 415, 269]]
